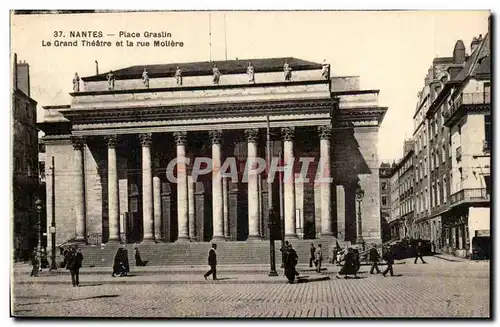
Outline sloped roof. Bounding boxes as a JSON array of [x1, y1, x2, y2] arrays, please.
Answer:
[[450, 33, 490, 83], [83, 57, 323, 81]]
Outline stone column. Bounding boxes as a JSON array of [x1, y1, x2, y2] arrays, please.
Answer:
[[140, 133, 154, 241], [281, 127, 297, 239], [174, 131, 190, 241], [246, 128, 261, 240], [223, 177, 230, 239], [336, 185, 346, 240], [210, 130, 225, 241], [106, 135, 120, 242], [153, 172, 161, 241], [318, 125, 333, 237], [188, 175, 196, 241], [71, 137, 86, 242]]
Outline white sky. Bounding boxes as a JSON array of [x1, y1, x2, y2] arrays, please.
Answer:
[[10, 10, 489, 162]]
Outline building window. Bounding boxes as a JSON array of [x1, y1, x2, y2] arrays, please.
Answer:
[[443, 176, 447, 203], [484, 115, 491, 151], [442, 144, 447, 163], [381, 182, 387, 191], [382, 196, 388, 206], [436, 181, 441, 206]]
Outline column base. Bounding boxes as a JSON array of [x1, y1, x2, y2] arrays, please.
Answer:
[[285, 234, 298, 240], [210, 235, 227, 242], [107, 238, 121, 244], [320, 232, 335, 238], [189, 237, 198, 242], [246, 235, 263, 241], [176, 236, 191, 242], [141, 238, 156, 244]]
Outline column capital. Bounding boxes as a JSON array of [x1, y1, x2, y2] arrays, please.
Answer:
[[245, 128, 259, 144], [209, 130, 223, 145], [105, 135, 118, 148], [173, 131, 187, 146], [139, 133, 152, 147], [71, 136, 85, 150], [281, 126, 295, 142], [318, 125, 332, 140]]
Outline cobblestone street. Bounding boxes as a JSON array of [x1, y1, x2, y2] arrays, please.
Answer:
[[12, 257, 489, 318]]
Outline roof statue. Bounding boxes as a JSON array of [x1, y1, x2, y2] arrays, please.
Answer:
[[321, 60, 330, 80], [107, 70, 115, 90], [283, 60, 292, 81], [72, 72, 80, 92], [212, 64, 221, 85], [247, 62, 255, 83], [175, 66, 183, 85], [142, 68, 149, 88]]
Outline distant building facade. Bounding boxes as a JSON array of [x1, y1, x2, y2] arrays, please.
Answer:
[[379, 162, 392, 241]]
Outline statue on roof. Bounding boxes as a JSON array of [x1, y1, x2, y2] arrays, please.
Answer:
[[321, 59, 330, 80], [107, 70, 115, 90], [72, 72, 80, 92], [175, 66, 183, 85], [213, 64, 221, 85], [283, 60, 292, 81], [247, 62, 255, 83], [142, 68, 149, 88]]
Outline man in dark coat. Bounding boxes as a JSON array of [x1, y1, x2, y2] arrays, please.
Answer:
[[67, 247, 84, 286], [284, 244, 298, 283], [30, 249, 39, 277], [309, 243, 316, 268], [204, 244, 218, 280], [382, 246, 395, 277], [337, 248, 358, 279], [369, 244, 381, 274], [414, 241, 427, 264]]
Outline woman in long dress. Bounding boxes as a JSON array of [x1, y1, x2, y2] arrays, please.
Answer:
[[336, 248, 359, 279]]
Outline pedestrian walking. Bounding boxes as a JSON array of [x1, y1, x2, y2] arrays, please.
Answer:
[[315, 244, 323, 273], [134, 247, 148, 266], [414, 241, 427, 264], [30, 249, 39, 277], [369, 244, 381, 274], [284, 243, 298, 284], [309, 243, 316, 268], [67, 247, 83, 287], [204, 244, 218, 281], [382, 246, 395, 277], [112, 247, 129, 277], [336, 248, 358, 279]]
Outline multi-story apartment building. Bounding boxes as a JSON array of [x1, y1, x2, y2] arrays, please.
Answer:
[[388, 162, 400, 240], [12, 54, 40, 261], [379, 163, 392, 241], [441, 31, 491, 259], [410, 17, 490, 259], [387, 141, 414, 241]]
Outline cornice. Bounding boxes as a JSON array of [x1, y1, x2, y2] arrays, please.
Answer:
[[61, 98, 337, 124]]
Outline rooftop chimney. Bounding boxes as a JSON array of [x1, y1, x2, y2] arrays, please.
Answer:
[[470, 34, 482, 54], [16, 59, 30, 96], [95, 60, 99, 75]]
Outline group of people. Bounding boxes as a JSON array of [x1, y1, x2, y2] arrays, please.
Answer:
[[112, 246, 148, 277], [58, 246, 84, 287]]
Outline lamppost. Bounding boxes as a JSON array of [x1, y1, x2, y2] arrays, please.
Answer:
[[355, 182, 365, 248], [266, 116, 278, 277], [35, 198, 43, 270]]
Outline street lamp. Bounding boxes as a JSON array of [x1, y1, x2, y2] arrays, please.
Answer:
[[355, 182, 365, 247], [35, 198, 43, 271]]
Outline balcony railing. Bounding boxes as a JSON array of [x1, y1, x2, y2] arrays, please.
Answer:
[[443, 92, 490, 125], [451, 188, 490, 205]]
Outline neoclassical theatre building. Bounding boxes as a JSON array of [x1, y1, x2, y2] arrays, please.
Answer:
[[40, 57, 387, 248]]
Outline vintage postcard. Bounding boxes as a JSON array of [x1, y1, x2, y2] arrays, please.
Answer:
[[10, 10, 491, 318]]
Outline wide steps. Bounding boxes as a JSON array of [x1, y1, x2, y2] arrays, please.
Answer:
[[72, 239, 347, 268]]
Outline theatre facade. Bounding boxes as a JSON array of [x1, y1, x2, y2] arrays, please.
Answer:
[[39, 57, 387, 247]]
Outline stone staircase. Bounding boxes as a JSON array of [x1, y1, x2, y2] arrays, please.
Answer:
[[71, 239, 349, 268]]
